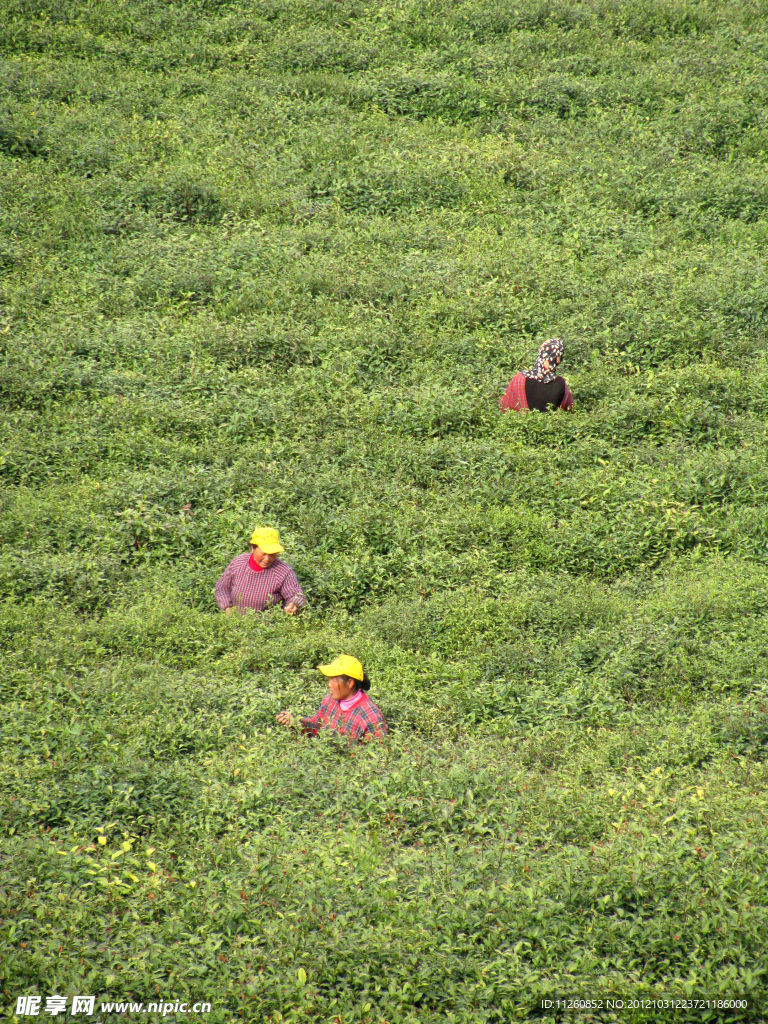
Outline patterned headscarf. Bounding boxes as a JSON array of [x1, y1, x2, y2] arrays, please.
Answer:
[[523, 338, 564, 384]]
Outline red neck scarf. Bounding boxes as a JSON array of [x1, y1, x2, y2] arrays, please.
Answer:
[[248, 553, 265, 572]]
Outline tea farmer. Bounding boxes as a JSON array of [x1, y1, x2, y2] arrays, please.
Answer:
[[215, 527, 305, 615], [276, 655, 388, 742], [500, 338, 574, 412]]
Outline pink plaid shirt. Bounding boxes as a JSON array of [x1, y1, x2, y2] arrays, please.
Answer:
[[300, 692, 388, 742], [214, 553, 306, 612]]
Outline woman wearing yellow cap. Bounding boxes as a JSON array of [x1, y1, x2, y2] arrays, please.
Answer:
[[276, 656, 387, 742], [215, 528, 305, 615]]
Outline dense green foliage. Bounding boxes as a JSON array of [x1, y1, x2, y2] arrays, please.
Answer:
[[3, 0, 768, 1020]]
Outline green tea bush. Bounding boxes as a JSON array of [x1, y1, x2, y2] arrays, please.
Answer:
[[0, 118, 49, 159], [4, 0, 768, 1019]]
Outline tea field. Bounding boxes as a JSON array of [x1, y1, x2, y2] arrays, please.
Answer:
[[3, 0, 768, 1021]]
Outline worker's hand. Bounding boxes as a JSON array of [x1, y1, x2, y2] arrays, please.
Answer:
[[276, 711, 294, 728], [224, 606, 236, 616], [284, 601, 299, 615]]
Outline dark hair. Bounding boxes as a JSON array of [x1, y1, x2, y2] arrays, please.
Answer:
[[343, 672, 370, 692]]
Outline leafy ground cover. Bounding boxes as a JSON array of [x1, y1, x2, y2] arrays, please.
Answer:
[[3, 0, 768, 1020]]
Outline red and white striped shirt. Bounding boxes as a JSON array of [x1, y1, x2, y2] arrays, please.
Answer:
[[214, 553, 306, 612]]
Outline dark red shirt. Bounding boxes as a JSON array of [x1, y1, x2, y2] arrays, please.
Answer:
[[500, 372, 574, 412]]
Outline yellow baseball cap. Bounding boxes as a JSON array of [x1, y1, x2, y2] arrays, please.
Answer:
[[318, 655, 364, 682], [249, 527, 284, 554]]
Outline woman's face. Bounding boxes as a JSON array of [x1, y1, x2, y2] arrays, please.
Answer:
[[327, 675, 358, 701], [250, 545, 277, 569]]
